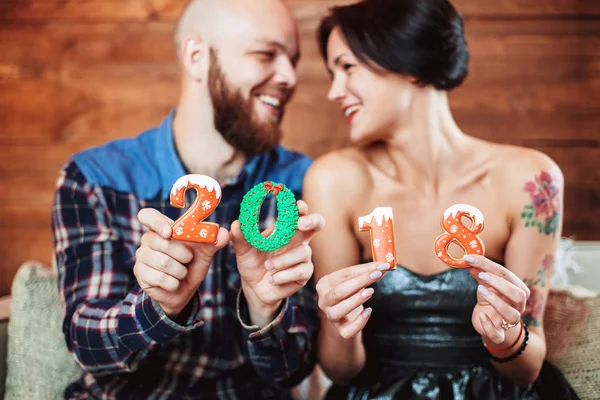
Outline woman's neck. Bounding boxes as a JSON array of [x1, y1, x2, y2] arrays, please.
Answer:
[[374, 90, 476, 196]]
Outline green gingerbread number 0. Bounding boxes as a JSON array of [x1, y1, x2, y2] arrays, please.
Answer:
[[239, 181, 299, 252]]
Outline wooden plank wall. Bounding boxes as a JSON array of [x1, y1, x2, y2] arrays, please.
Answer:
[[0, 0, 599, 296]]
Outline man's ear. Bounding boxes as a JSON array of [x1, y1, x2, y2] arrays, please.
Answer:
[[181, 34, 208, 81]]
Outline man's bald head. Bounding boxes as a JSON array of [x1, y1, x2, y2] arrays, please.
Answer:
[[174, 0, 219, 54], [174, 0, 300, 157], [174, 0, 296, 57]]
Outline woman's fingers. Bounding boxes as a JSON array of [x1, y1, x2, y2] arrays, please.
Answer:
[[466, 255, 530, 297], [477, 285, 522, 326], [479, 312, 505, 344], [327, 288, 374, 322], [336, 306, 372, 339], [476, 272, 527, 313], [320, 268, 385, 309]]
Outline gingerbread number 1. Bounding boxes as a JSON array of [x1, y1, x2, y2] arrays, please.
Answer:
[[170, 174, 221, 243], [358, 207, 397, 270]]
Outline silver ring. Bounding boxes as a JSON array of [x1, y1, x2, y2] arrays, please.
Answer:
[[501, 319, 520, 331]]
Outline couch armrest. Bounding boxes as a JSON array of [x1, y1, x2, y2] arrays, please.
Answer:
[[0, 295, 11, 399]]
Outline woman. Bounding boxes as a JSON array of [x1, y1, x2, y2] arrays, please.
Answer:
[[303, 0, 579, 398]]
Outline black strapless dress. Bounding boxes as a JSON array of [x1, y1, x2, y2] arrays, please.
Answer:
[[325, 266, 580, 400]]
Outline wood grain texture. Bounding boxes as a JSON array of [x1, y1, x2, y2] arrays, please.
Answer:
[[2, 0, 599, 21], [0, 0, 599, 296]]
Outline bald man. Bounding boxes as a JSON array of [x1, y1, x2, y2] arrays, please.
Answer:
[[52, 0, 324, 398]]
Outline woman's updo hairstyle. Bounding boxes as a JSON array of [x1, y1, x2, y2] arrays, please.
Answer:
[[318, 0, 469, 90]]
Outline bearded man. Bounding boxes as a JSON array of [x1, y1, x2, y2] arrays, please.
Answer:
[[52, 0, 324, 398]]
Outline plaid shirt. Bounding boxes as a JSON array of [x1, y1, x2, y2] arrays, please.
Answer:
[[52, 111, 319, 399]]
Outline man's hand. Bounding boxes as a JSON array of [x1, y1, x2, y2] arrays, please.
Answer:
[[134, 208, 229, 319], [230, 200, 325, 328]]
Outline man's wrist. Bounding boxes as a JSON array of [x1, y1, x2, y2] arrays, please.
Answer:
[[240, 282, 282, 328], [158, 303, 181, 320], [170, 298, 196, 325], [156, 293, 198, 324]]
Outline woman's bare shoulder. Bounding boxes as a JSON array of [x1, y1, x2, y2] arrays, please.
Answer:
[[311, 147, 369, 172], [490, 143, 562, 179], [485, 142, 564, 207], [306, 148, 371, 184], [304, 147, 372, 204]]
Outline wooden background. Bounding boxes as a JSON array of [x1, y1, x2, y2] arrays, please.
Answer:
[[0, 0, 599, 296]]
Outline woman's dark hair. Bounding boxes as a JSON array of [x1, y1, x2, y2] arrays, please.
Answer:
[[318, 0, 469, 91]]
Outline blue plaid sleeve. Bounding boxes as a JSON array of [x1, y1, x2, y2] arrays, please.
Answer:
[[53, 161, 203, 376], [236, 278, 320, 388]]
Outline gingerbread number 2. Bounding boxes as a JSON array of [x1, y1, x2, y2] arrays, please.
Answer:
[[170, 174, 222, 243], [434, 204, 485, 268], [358, 207, 397, 270]]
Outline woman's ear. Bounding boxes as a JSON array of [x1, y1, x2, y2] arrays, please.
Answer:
[[181, 34, 208, 82]]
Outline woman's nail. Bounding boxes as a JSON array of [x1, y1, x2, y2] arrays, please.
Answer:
[[265, 260, 274, 271], [464, 255, 476, 264], [478, 272, 490, 281], [377, 263, 391, 271], [478, 285, 490, 297], [361, 288, 374, 298], [362, 307, 372, 318], [268, 274, 275, 284], [370, 271, 383, 280]]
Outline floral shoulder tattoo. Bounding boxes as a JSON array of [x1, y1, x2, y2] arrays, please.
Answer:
[[521, 171, 562, 236]]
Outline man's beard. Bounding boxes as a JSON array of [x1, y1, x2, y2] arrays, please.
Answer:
[[208, 49, 283, 157]]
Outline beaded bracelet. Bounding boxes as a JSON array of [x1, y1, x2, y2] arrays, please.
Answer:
[[487, 322, 529, 363]]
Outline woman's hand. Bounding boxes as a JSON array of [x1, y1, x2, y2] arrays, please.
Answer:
[[465, 255, 531, 345], [316, 262, 390, 339]]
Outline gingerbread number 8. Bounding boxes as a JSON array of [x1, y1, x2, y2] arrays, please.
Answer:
[[170, 174, 222, 243], [434, 204, 485, 268]]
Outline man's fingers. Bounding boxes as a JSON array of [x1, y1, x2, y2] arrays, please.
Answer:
[[269, 262, 313, 285], [290, 213, 326, 246], [140, 231, 194, 265], [135, 262, 180, 292], [261, 225, 276, 238], [188, 227, 230, 266], [140, 286, 174, 307], [135, 246, 188, 281], [266, 244, 312, 272], [269, 213, 326, 255], [229, 220, 256, 256], [297, 200, 308, 217], [137, 208, 174, 239]]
